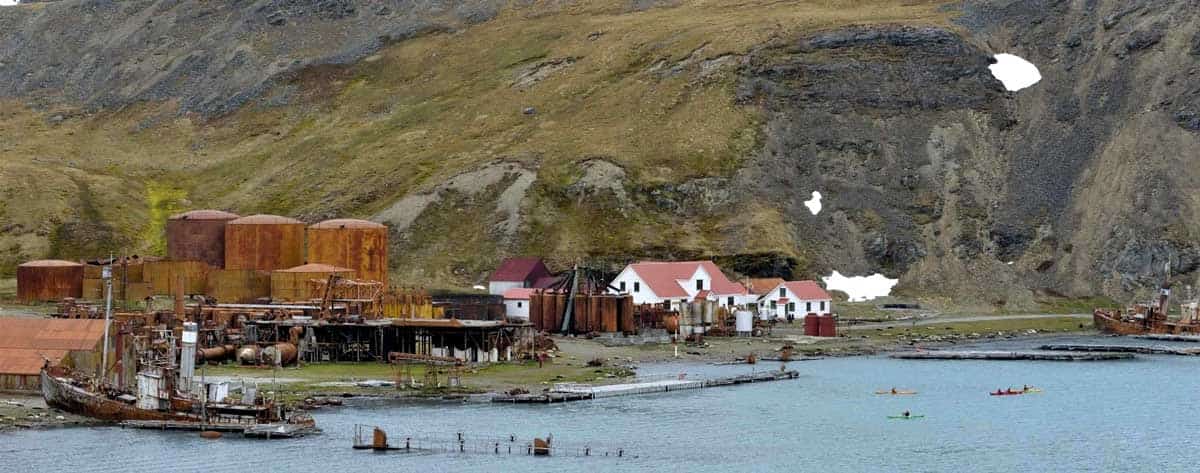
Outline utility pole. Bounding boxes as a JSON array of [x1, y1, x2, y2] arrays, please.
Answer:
[[100, 257, 113, 385]]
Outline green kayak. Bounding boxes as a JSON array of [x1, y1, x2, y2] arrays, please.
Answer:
[[887, 415, 925, 419]]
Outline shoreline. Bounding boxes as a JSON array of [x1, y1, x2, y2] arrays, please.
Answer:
[[0, 314, 1100, 432]]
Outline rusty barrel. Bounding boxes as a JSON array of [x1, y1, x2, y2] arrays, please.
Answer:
[[818, 314, 836, 337], [804, 314, 820, 336]]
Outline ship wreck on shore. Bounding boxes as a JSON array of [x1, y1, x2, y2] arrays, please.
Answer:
[[41, 305, 317, 438], [1094, 277, 1200, 336]]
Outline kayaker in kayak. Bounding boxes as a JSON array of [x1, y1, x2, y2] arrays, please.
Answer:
[[1022, 384, 1030, 392], [891, 388, 898, 395], [902, 410, 910, 418]]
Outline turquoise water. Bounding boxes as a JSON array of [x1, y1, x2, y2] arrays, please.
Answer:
[[3, 336, 1199, 472]]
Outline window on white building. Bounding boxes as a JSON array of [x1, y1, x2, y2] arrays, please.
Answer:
[[770, 301, 777, 309], [727, 296, 734, 306], [779, 288, 786, 298], [820, 301, 826, 311], [787, 302, 795, 313], [620, 281, 626, 292], [806, 302, 812, 312], [696, 279, 704, 290], [517, 302, 523, 308], [634, 281, 640, 292]]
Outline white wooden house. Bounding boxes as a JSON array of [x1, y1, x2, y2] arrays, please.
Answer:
[[609, 261, 748, 309], [757, 280, 832, 320]]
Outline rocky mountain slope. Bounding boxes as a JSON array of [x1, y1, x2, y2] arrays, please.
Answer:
[[1, 0, 1197, 309]]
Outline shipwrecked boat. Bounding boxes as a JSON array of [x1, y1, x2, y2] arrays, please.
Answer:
[[41, 320, 317, 438], [1094, 277, 1200, 335]]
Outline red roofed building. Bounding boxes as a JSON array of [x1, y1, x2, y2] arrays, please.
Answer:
[[0, 318, 111, 392], [501, 287, 536, 320], [488, 257, 552, 295], [609, 261, 749, 309], [757, 280, 832, 320]]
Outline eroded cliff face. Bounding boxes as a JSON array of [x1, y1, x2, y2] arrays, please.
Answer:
[[1, 0, 1197, 307]]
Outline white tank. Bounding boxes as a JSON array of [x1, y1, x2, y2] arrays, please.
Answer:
[[735, 310, 753, 333]]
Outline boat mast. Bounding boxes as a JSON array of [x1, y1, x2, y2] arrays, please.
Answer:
[[100, 254, 113, 385]]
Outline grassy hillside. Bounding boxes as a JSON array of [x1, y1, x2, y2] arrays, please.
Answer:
[[0, 0, 954, 285]]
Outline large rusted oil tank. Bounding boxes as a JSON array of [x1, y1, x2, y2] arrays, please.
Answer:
[[306, 219, 388, 285], [224, 214, 306, 271], [166, 210, 240, 268], [17, 260, 84, 303], [270, 263, 355, 302]]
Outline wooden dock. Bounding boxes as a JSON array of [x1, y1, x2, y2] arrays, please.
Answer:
[[1134, 334, 1200, 343], [889, 350, 1135, 361], [1039, 344, 1200, 356], [491, 370, 798, 404]]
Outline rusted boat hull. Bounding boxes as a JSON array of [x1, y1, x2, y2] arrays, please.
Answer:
[[40, 371, 195, 422], [1093, 310, 1200, 336]]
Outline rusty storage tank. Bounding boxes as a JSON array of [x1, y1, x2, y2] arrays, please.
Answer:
[[818, 314, 836, 337], [804, 314, 820, 336], [17, 260, 84, 303], [237, 345, 261, 365], [206, 269, 271, 303], [261, 343, 298, 366], [166, 210, 240, 268], [224, 214, 306, 271], [271, 263, 355, 302], [306, 219, 388, 285]]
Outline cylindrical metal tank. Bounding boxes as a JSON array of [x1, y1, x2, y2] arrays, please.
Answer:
[[17, 260, 84, 303], [237, 345, 261, 365], [306, 219, 388, 285], [166, 210, 240, 268], [206, 269, 271, 303], [735, 310, 753, 333], [804, 314, 820, 336], [818, 315, 836, 337], [261, 343, 298, 366], [224, 214, 305, 271], [270, 263, 355, 302], [528, 291, 543, 329], [198, 346, 229, 362]]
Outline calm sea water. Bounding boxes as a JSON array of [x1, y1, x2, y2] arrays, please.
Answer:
[[3, 336, 1199, 472]]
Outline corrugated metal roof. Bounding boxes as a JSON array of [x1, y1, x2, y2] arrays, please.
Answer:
[[276, 263, 355, 273], [310, 219, 386, 229], [0, 348, 68, 375], [169, 209, 241, 221], [0, 318, 106, 351], [19, 260, 83, 267], [228, 214, 304, 225]]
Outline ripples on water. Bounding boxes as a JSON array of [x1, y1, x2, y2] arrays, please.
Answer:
[[5, 336, 1200, 472]]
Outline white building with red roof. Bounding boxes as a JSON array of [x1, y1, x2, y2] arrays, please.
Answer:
[[757, 280, 832, 320], [501, 287, 536, 321], [608, 261, 750, 309]]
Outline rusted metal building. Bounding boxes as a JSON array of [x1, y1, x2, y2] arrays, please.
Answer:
[[0, 318, 108, 392], [206, 269, 272, 303], [271, 263, 355, 302], [17, 260, 84, 303], [306, 219, 388, 285], [143, 260, 212, 295], [166, 209, 240, 268], [224, 214, 306, 271]]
